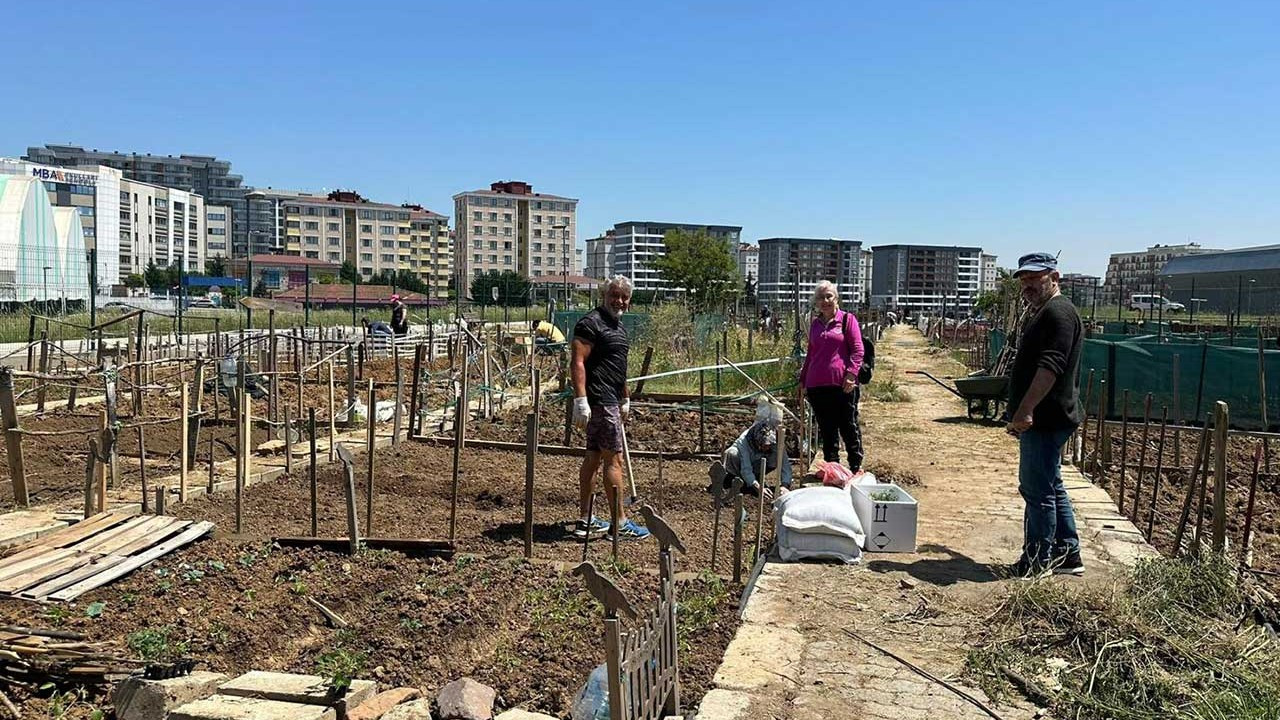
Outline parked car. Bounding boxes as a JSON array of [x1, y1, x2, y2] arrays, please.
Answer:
[[1129, 294, 1185, 313], [187, 297, 215, 308]]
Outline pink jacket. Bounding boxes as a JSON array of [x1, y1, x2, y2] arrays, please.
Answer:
[[800, 309, 864, 389]]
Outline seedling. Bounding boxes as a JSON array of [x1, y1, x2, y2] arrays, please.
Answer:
[[315, 648, 365, 695], [127, 626, 188, 663], [868, 489, 901, 502]]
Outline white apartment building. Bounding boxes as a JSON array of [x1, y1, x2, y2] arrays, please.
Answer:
[[205, 205, 231, 259], [1102, 243, 1219, 305], [980, 253, 1000, 293], [737, 242, 759, 284], [585, 230, 615, 280], [118, 178, 206, 276], [612, 221, 743, 294], [453, 181, 577, 295]]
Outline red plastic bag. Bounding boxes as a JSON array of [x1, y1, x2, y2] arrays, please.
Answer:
[[816, 461, 855, 489]]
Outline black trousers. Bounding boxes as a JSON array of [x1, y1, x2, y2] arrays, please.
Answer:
[[806, 384, 864, 470]]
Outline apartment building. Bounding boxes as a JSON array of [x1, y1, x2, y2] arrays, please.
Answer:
[[585, 230, 616, 280], [737, 243, 759, 283], [860, 248, 874, 304], [980, 253, 1000, 293], [452, 181, 578, 294], [205, 205, 231, 258], [869, 244, 984, 314], [407, 205, 452, 299], [23, 145, 264, 256], [612, 221, 743, 293], [0, 157, 122, 287], [757, 237, 865, 308], [118, 179, 206, 276], [1102, 243, 1219, 305]]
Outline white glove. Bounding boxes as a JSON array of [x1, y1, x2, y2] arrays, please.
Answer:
[[621, 398, 630, 420], [572, 397, 591, 429]]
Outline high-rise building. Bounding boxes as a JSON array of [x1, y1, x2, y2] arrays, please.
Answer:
[[452, 181, 578, 295], [23, 145, 266, 256], [757, 237, 865, 309], [980, 253, 1000, 294], [736, 242, 759, 284], [1102, 243, 1219, 305], [0, 157, 122, 288], [860, 248, 874, 304], [611, 221, 743, 293], [870, 244, 984, 314], [205, 205, 231, 260], [118, 179, 206, 277], [585, 230, 615, 280]]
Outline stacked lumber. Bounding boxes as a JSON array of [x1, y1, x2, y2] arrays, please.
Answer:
[[0, 511, 213, 602], [0, 626, 140, 688]]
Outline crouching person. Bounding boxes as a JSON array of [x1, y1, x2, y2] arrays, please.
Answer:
[[713, 420, 792, 502]]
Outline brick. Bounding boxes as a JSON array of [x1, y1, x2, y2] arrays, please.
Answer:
[[346, 687, 421, 720]]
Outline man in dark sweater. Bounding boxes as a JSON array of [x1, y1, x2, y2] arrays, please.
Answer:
[[1005, 252, 1085, 578]]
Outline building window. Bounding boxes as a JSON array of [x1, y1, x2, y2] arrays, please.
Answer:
[[472, 240, 481, 249], [561, 216, 569, 225], [306, 236, 319, 245], [533, 242, 542, 252], [361, 239, 372, 248], [474, 254, 482, 263], [473, 225, 482, 235], [328, 208, 340, 217], [503, 227, 511, 236], [381, 253, 395, 262], [381, 240, 394, 249], [328, 252, 341, 261], [472, 211, 482, 221], [359, 210, 374, 220], [533, 214, 542, 223], [327, 222, 339, 231], [503, 242, 511, 250], [305, 221, 319, 230], [489, 254, 497, 263], [380, 225, 395, 235], [489, 241, 497, 250], [534, 257, 541, 266], [533, 229, 542, 238], [503, 213, 512, 222], [328, 236, 340, 246], [488, 212, 497, 221], [361, 253, 373, 261], [360, 224, 373, 233]]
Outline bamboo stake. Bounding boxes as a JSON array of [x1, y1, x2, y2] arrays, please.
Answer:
[[1241, 444, 1263, 569], [310, 407, 318, 538], [96, 410, 107, 512], [83, 439, 96, 518], [235, 360, 246, 534], [1118, 390, 1130, 515], [524, 411, 536, 559], [450, 335, 467, 542], [1211, 401, 1229, 553], [392, 345, 403, 446], [179, 383, 188, 503], [1093, 380, 1109, 478], [327, 361, 336, 462], [284, 404, 293, 475], [137, 424, 148, 513], [1077, 369, 1095, 467]]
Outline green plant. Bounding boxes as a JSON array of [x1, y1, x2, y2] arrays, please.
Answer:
[[868, 489, 901, 502], [43, 606, 68, 627], [399, 618, 424, 631], [84, 601, 106, 619], [865, 372, 910, 403], [315, 648, 366, 692], [127, 626, 188, 663]]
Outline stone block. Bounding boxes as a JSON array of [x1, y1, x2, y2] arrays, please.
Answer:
[[494, 710, 559, 720], [712, 624, 804, 691], [381, 698, 434, 720], [219, 670, 376, 707], [692, 688, 751, 720], [347, 687, 422, 720], [113, 671, 229, 720], [169, 694, 336, 720], [436, 677, 496, 720]]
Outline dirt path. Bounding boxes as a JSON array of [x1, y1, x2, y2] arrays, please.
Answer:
[[694, 325, 1156, 720]]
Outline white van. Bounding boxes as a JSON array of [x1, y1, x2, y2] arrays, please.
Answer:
[[1129, 294, 1185, 313]]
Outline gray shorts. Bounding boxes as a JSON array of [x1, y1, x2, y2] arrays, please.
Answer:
[[586, 404, 623, 453]]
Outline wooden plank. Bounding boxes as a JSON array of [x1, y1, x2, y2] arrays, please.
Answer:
[[72, 516, 161, 555], [19, 555, 129, 600], [40, 511, 137, 549], [0, 548, 74, 584], [112, 519, 191, 557], [92, 517, 187, 557], [0, 552, 92, 594], [50, 521, 214, 601]]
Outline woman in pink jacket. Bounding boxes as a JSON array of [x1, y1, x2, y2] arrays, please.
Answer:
[[799, 281, 865, 471]]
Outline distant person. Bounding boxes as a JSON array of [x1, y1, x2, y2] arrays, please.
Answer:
[[531, 319, 566, 355], [362, 317, 393, 336], [799, 281, 865, 473], [570, 275, 649, 541], [1004, 252, 1085, 579], [389, 295, 409, 336]]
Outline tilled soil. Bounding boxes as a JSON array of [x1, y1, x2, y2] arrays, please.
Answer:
[[1090, 424, 1280, 576], [176, 442, 768, 575], [0, 540, 738, 718]]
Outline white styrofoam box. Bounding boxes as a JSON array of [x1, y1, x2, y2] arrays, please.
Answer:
[[850, 482, 918, 553]]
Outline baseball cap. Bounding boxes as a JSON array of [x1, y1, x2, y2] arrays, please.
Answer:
[[389, 294, 401, 302], [1013, 252, 1059, 277]]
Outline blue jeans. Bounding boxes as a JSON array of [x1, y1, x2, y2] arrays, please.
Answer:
[[1018, 427, 1080, 565]]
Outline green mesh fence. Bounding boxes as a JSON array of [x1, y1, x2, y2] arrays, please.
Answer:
[[991, 329, 1279, 429], [553, 310, 649, 340]]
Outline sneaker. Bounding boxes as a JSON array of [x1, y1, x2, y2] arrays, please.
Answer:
[[1051, 551, 1086, 576], [1002, 558, 1051, 580], [573, 517, 611, 538], [611, 519, 651, 541]]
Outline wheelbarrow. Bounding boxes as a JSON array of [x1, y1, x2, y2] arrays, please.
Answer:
[[909, 370, 1009, 420]]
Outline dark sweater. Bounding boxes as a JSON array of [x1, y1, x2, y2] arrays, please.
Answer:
[[1008, 294, 1083, 431]]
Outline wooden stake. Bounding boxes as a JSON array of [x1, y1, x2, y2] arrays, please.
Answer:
[[327, 360, 336, 462], [1145, 406, 1169, 539], [83, 439, 96, 518], [1118, 390, 1130, 515], [366, 378, 376, 536], [0, 369, 28, 508], [408, 344, 424, 438], [138, 424, 149, 513], [1171, 353, 1182, 461], [450, 335, 467, 542], [524, 411, 536, 559], [1241, 444, 1263, 569], [1077, 369, 1095, 466], [154, 485, 166, 516], [36, 333, 49, 413], [346, 345, 356, 416], [1093, 380, 1108, 474], [309, 407, 318, 538], [284, 404, 293, 475], [341, 446, 360, 555], [633, 346, 655, 396], [207, 432, 215, 493], [699, 369, 706, 454], [732, 488, 744, 584], [1211, 401, 1229, 553], [1132, 393, 1153, 523], [392, 345, 403, 446], [96, 410, 107, 512], [235, 360, 245, 534], [179, 383, 189, 503]]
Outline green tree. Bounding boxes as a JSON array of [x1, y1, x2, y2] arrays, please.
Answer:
[[143, 261, 166, 292], [743, 273, 757, 304], [339, 261, 361, 285], [205, 256, 227, 277], [124, 273, 145, 290], [652, 229, 740, 312], [470, 270, 531, 306]]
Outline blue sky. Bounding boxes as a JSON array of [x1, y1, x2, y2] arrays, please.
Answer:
[[5, 1, 1280, 276]]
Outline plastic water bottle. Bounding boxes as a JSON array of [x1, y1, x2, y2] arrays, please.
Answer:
[[571, 664, 610, 720]]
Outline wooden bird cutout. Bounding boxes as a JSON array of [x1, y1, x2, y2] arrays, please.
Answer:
[[572, 561, 637, 620], [708, 461, 728, 502], [637, 505, 685, 555], [335, 442, 354, 469]]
